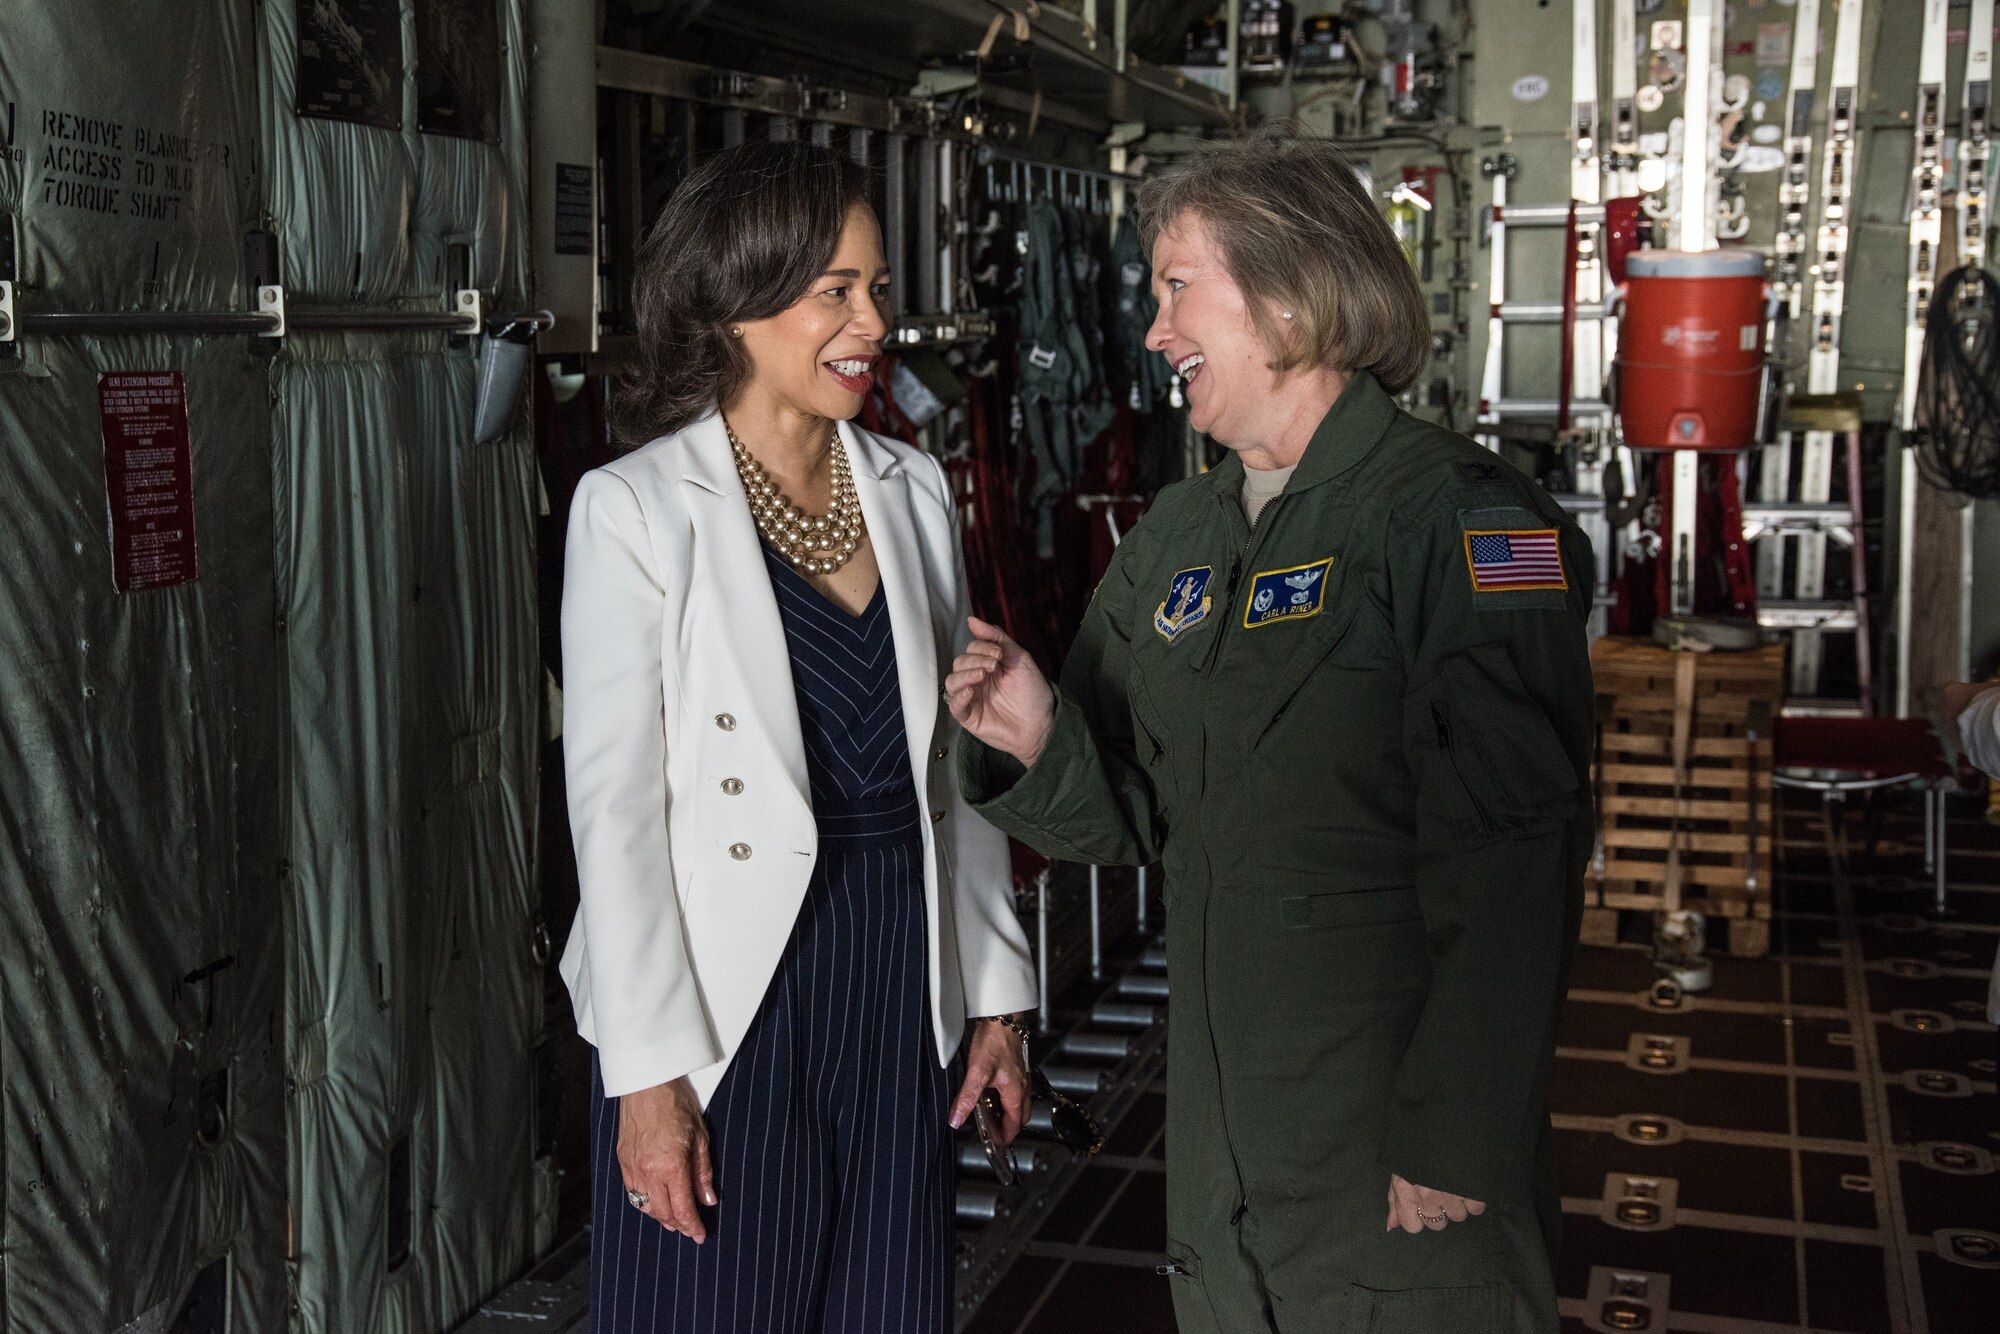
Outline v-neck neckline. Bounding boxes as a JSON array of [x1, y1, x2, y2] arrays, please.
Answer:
[[765, 545, 884, 625]]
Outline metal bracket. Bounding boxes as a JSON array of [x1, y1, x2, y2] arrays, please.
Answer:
[[1739, 503, 1855, 546], [0, 280, 15, 344], [1602, 1173, 1680, 1231], [257, 284, 287, 339], [703, 71, 759, 102], [1583, 1265, 1672, 1334], [889, 98, 943, 134], [800, 85, 847, 115], [890, 309, 995, 347], [1626, 1032, 1692, 1074], [455, 287, 483, 334]]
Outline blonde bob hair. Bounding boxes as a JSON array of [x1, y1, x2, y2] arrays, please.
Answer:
[[1136, 128, 1431, 394]]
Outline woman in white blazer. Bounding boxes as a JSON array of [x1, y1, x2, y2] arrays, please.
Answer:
[[560, 141, 1037, 1333]]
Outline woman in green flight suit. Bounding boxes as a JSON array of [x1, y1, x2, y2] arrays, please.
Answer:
[[947, 131, 1594, 1332]]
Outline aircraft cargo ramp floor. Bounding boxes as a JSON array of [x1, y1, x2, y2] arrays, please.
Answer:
[[959, 795, 1998, 1334], [458, 794, 1996, 1334]]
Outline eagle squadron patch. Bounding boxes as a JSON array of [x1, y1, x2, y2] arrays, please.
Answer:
[[1243, 557, 1334, 628], [1154, 566, 1215, 642]]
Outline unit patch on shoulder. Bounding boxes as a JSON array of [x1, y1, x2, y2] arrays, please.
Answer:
[[1243, 556, 1334, 628], [1154, 565, 1215, 642], [1459, 503, 1568, 599]]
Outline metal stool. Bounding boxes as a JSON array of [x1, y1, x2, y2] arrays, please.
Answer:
[[1772, 716, 1972, 912]]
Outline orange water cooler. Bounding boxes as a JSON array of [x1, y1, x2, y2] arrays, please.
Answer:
[[1613, 249, 1772, 619], [1615, 249, 1769, 450]]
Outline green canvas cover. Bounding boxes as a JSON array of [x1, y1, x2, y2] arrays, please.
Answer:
[[2, 4, 542, 1331]]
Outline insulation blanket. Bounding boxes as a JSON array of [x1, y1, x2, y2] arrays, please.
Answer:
[[0, 336, 286, 1333], [261, 0, 527, 304], [0, 0, 260, 309], [1, 2, 541, 1330], [0, 0, 524, 307], [409, 0, 530, 306], [277, 337, 540, 1333]]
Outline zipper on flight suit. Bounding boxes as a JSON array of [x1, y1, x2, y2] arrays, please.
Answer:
[[1190, 484, 1282, 1224], [1196, 490, 1263, 675]]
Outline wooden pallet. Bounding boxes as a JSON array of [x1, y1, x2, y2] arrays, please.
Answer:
[[1591, 637, 1786, 718], [1595, 722, 1775, 912], [1579, 904, 1772, 958], [1586, 639, 1784, 954]]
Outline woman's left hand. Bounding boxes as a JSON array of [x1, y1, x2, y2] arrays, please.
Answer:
[[1386, 1173, 1486, 1233], [949, 1017, 1031, 1145]]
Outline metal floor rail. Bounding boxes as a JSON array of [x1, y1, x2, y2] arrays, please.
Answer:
[[952, 880, 1169, 1329], [449, 862, 1168, 1333]]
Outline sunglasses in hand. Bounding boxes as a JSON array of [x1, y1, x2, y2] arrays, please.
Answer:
[[1034, 1065, 1106, 1157], [972, 1067, 1106, 1187]]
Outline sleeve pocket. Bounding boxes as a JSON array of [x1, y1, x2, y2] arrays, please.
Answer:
[[1406, 641, 1579, 839]]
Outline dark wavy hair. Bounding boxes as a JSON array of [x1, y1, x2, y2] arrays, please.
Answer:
[[613, 141, 872, 448]]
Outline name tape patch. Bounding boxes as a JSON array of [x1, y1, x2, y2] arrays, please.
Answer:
[[1244, 557, 1334, 628], [1464, 528, 1567, 593], [1155, 565, 1215, 641]]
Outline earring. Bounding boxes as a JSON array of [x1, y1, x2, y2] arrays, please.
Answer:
[[729, 326, 742, 338], [1281, 311, 1294, 320]]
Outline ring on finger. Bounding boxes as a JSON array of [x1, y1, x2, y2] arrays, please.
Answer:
[[1416, 1208, 1447, 1225], [626, 1189, 650, 1210]]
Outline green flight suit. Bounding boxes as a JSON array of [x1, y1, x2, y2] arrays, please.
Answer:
[[962, 372, 1593, 1333]]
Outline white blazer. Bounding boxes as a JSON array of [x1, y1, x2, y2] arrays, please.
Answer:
[[559, 409, 1037, 1102]]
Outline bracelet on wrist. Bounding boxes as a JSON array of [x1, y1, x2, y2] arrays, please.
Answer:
[[977, 1013, 1032, 1061]]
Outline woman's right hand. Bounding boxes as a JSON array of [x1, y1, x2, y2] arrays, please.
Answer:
[[947, 617, 1056, 767], [617, 1077, 716, 1242]]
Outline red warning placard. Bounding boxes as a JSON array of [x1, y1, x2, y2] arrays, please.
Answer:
[[99, 371, 199, 592]]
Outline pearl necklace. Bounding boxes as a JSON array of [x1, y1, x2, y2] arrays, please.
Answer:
[[726, 421, 867, 575]]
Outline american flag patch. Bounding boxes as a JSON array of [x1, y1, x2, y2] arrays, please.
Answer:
[[1463, 528, 1567, 592]]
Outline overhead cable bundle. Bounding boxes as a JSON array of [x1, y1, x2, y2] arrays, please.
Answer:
[[1911, 264, 2000, 499]]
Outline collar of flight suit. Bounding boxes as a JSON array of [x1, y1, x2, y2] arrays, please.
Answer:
[[1201, 368, 1399, 501]]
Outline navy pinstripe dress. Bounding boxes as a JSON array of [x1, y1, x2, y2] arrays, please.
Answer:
[[589, 543, 956, 1334]]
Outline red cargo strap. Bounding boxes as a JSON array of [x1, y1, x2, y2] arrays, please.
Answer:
[[1650, 454, 1758, 620]]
